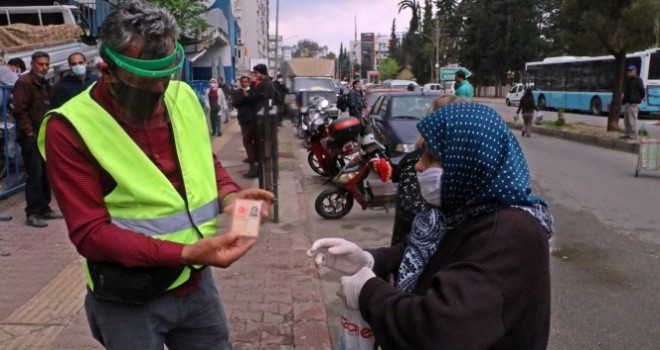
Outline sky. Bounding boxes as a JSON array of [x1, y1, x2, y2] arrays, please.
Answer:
[[268, 0, 413, 55]]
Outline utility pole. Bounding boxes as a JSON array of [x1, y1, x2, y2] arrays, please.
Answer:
[[435, 18, 440, 83], [274, 0, 280, 73]]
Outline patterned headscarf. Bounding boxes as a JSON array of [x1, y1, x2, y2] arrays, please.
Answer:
[[396, 102, 553, 293]]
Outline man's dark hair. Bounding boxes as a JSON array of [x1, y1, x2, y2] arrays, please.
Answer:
[[352, 79, 360, 87], [240, 75, 251, 82], [407, 83, 415, 91], [218, 77, 225, 82], [7, 58, 26, 72], [67, 52, 86, 65], [31, 51, 50, 61], [455, 70, 466, 79]]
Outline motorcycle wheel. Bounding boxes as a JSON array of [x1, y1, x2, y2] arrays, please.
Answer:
[[315, 187, 354, 219], [307, 152, 328, 177], [296, 123, 306, 139]]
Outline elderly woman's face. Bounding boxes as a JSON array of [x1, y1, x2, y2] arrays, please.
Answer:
[[415, 147, 443, 172]]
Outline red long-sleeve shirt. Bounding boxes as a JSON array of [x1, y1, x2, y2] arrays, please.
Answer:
[[44, 78, 240, 293]]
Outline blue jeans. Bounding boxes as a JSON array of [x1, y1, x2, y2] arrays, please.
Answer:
[[85, 269, 231, 350]]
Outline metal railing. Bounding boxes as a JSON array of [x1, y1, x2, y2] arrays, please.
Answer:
[[73, 0, 114, 39], [1, 85, 25, 199]]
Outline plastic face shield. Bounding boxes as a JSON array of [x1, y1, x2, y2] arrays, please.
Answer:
[[104, 41, 185, 123]]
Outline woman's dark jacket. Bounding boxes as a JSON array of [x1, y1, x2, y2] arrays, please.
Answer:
[[363, 208, 550, 350]]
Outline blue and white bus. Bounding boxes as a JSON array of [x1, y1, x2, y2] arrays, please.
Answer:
[[525, 48, 660, 115]]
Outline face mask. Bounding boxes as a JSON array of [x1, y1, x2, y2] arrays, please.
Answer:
[[210, 82, 218, 88], [72, 64, 86, 76], [277, 78, 283, 83], [416, 168, 443, 207], [112, 75, 165, 117]]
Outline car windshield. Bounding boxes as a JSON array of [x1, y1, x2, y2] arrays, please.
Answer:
[[294, 78, 335, 92], [390, 95, 437, 120]]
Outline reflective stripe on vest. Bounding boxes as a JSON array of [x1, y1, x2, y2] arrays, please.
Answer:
[[112, 198, 218, 236], [38, 81, 218, 291]]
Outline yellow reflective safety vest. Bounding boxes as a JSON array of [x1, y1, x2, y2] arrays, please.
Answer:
[[38, 81, 218, 291]]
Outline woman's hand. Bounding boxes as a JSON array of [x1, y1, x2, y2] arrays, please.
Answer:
[[307, 238, 374, 275]]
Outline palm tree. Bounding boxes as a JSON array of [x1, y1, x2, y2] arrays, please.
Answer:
[[398, 0, 420, 33]]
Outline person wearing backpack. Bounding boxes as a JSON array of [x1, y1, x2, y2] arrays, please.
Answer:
[[348, 79, 365, 122], [273, 74, 289, 126]]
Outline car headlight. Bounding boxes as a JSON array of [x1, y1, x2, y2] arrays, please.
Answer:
[[394, 143, 415, 153]]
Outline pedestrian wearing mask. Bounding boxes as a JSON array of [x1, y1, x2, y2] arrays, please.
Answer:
[[308, 102, 554, 350], [38, 2, 274, 348], [14, 51, 62, 228], [51, 52, 99, 109], [390, 94, 459, 246], [232, 75, 258, 173], [208, 78, 222, 136], [217, 76, 232, 123]]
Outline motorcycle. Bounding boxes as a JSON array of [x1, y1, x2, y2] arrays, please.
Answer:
[[314, 134, 397, 219], [307, 116, 361, 177], [297, 96, 337, 146]]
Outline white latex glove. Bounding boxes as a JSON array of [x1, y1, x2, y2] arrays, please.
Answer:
[[340, 267, 376, 310], [307, 238, 374, 275]]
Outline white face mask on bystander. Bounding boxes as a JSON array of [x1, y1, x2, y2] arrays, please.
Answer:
[[416, 168, 443, 207]]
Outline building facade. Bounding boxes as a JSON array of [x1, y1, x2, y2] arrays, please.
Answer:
[[235, 0, 269, 76]]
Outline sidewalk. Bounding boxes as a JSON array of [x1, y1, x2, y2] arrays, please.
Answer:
[[0, 99, 653, 349], [0, 116, 330, 349], [474, 96, 653, 154]]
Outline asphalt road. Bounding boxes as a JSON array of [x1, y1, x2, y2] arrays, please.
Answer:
[[297, 119, 659, 349]]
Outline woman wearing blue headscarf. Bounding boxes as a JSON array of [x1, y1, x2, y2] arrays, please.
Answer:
[[308, 102, 554, 349]]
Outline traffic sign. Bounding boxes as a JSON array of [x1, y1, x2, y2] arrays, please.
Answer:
[[440, 67, 472, 80]]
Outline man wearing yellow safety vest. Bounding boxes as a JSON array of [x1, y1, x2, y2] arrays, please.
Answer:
[[37, 2, 274, 349]]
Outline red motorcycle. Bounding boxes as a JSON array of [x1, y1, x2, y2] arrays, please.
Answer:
[[314, 134, 396, 219], [307, 116, 361, 177]]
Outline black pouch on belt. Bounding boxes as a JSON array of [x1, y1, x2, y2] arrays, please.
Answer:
[[88, 261, 185, 305]]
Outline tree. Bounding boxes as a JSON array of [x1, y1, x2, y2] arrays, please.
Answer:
[[398, 0, 421, 34], [326, 52, 337, 60], [379, 58, 400, 80], [561, 0, 659, 131], [293, 39, 321, 58], [389, 19, 400, 58], [147, 0, 210, 39]]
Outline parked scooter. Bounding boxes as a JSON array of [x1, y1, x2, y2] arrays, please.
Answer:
[[314, 134, 396, 219], [307, 116, 361, 177]]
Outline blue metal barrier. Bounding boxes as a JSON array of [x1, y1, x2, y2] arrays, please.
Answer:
[[1, 85, 25, 199]]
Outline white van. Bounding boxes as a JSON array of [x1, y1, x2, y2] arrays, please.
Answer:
[[505, 83, 525, 106], [422, 83, 443, 93], [0, 5, 98, 80]]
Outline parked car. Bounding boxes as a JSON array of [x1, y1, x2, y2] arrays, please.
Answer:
[[368, 92, 441, 159], [422, 83, 443, 93], [382, 79, 418, 90], [506, 83, 525, 106], [362, 88, 406, 120]]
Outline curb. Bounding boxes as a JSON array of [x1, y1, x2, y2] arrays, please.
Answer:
[[505, 121, 639, 154]]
